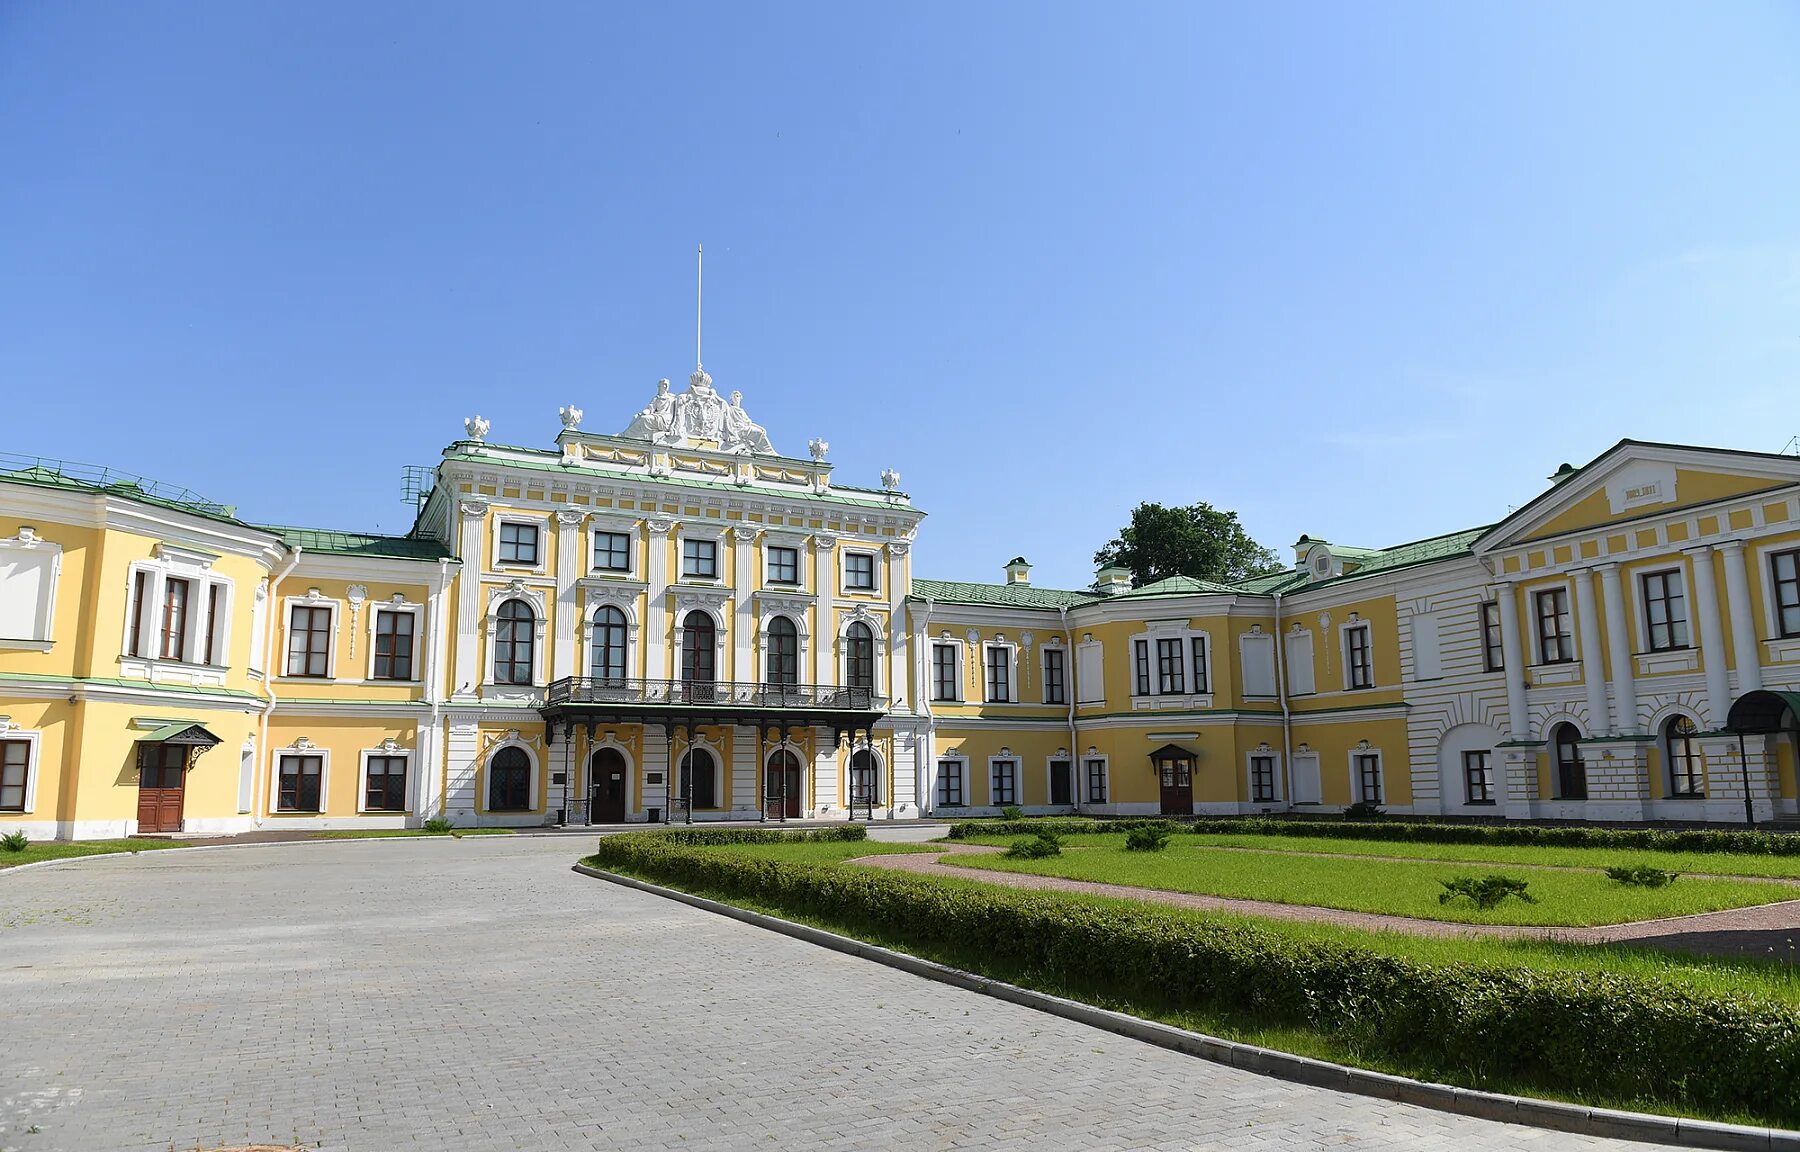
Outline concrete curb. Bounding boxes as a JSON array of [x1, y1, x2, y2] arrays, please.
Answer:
[[573, 862, 1800, 1152], [0, 831, 521, 877]]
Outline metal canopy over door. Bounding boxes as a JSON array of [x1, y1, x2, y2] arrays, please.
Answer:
[[590, 747, 628, 824], [1151, 743, 1195, 816], [133, 722, 221, 833]]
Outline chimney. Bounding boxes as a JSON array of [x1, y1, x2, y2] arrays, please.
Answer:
[[1094, 564, 1132, 595], [1004, 556, 1032, 585]]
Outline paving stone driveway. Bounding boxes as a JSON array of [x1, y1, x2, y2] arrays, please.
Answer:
[[0, 836, 1665, 1152]]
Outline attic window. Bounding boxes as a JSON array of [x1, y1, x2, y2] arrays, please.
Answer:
[[1311, 555, 1331, 577]]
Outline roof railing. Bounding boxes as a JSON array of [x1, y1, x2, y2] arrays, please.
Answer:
[[0, 451, 235, 519]]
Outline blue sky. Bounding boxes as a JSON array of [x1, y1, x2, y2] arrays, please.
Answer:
[[4, 3, 1798, 590]]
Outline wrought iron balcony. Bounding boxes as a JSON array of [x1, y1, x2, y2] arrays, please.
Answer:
[[545, 676, 878, 714]]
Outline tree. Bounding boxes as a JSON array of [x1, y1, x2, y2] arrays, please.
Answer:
[[1093, 502, 1282, 587]]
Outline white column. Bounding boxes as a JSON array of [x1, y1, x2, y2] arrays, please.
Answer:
[[552, 510, 584, 682], [812, 726, 840, 813], [813, 534, 837, 687], [415, 716, 442, 819], [886, 541, 910, 707], [644, 517, 673, 681], [1597, 562, 1639, 735], [730, 725, 757, 814], [1573, 568, 1610, 736], [732, 527, 756, 683], [1688, 546, 1732, 725], [1494, 584, 1530, 742], [452, 501, 487, 698], [1720, 540, 1763, 696]]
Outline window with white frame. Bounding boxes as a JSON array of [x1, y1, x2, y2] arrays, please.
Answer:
[[1133, 629, 1212, 697], [844, 622, 876, 692], [1042, 647, 1066, 705], [1155, 638, 1185, 694], [285, 604, 333, 678], [931, 643, 960, 702], [989, 757, 1018, 806], [277, 753, 324, 813], [984, 644, 1012, 702], [1133, 639, 1151, 696], [844, 551, 876, 591], [494, 599, 536, 686], [0, 529, 60, 647], [1190, 636, 1210, 693], [497, 521, 540, 566], [936, 758, 966, 807], [1535, 587, 1573, 664], [593, 530, 632, 573], [1640, 569, 1690, 652], [1665, 714, 1704, 797], [1773, 548, 1800, 638], [1345, 623, 1373, 690], [767, 544, 800, 586], [682, 538, 718, 579], [364, 754, 408, 812], [592, 605, 628, 681], [1354, 752, 1383, 803], [372, 609, 415, 680], [1084, 756, 1108, 803], [1480, 601, 1504, 672], [1463, 749, 1494, 804], [0, 738, 32, 811], [1250, 754, 1277, 803], [124, 563, 230, 668]]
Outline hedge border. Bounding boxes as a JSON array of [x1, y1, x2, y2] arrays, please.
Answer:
[[947, 817, 1800, 858], [586, 828, 1800, 1130], [575, 859, 1797, 1152]]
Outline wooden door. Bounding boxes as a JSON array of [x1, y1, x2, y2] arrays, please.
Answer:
[[591, 749, 627, 823], [1157, 755, 1193, 815], [136, 744, 188, 833], [1050, 759, 1074, 807], [765, 751, 804, 819]]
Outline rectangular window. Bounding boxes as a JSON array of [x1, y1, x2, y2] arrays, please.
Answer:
[[931, 644, 959, 701], [285, 605, 332, 677], [985, 646, 1011, 703], [1535, 587, 1573, 663], [1042, 648, 1066, 705], [1641, 569, 1690, 652], [203, 583, 224, 666], [1250, 754, 1276, 803], [682, 538, 717, 578], [364, 755, 408, 812], [161, 577, 189, 661], [1345, 624, 1372, 689], [593, 531, 631, 572], [767, 545, 799, 585], [129, 570, 150, 658], [1464, 749, 1494, 804], [845, 552, 876, 590], [1084, 757, 1108, 803], [497, 522, 539, 565], [1191, 636, 1209, 693], [277, 754, 323, 813], [989, 759, 1017, 806], [1156, 638, 1185, 694], [1480, 601, 1504, 673], [1775, 549, 1800, 638], [1355, 753, 1383, 803], [1133, 639, 1151, 696], [936, 760, 965, 807], [373, 610, 415, 680], [0, 739, 28, 811]]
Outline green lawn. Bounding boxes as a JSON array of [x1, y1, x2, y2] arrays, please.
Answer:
[[941, 841, 1797, 926], [0, 838, 187, 869]]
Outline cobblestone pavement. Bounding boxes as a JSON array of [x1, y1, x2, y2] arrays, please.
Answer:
[[0, 836, 1670, 1152], [859, 844, 1800, 962]]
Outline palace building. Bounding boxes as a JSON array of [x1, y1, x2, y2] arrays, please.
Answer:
[[3, 369, 1799, 839]]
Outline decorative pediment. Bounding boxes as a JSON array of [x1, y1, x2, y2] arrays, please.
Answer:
[[618, 370, 780, 455]]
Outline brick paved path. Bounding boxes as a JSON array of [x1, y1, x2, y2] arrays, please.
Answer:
[[0, 837, 1668, 1151], [861, 845, 1800, 962]]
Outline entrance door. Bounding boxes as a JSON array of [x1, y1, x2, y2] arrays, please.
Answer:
[[590, 748, 628, 824], [1049, 758, 1074, 807], [1154, 748, 1194, 815], [136, 743, 188, 832], [766, 749, 802, 819], [848, 749, 877, 816]]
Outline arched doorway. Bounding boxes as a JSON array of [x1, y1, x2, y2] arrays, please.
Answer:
[[1550, 723, 1587, 801], [679, 747, 718, 810], [765, 748, 802, 819], [848, 747, 879, 816], [590, 747, 628, 824], [1151, 743, 1195, 815]]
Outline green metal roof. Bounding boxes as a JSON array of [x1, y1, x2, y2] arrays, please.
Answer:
[[136, 722, 222, 746], [261, 525, 453, 560], [909, 578, 1097, 610], [1225, 526, 1491, 595], [0, 455, 245, 525], [1112, 574, 1240, 598]]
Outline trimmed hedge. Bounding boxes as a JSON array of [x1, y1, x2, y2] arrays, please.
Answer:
[[947, 816, 1800, 858], [589, 830, 1800, 1123], [629, 824, 868, 848]]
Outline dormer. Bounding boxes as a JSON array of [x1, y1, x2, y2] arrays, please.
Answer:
[[1004, 557, 1031, 585], [1296, 537, 1340, 583]]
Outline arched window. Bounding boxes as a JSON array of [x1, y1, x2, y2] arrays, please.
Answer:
[[591, 606, 627, 683], [1552, 722, 1587, 801], [766, 616, 798, 686], [488, 746, 531, 811], [845, 622, 875, 693], [681, 611, 716, 685], [495, 600, 535, 686], [679, 748, 718, 809], [1665, 714, 1704, 797], [849, 746, 879, 809]]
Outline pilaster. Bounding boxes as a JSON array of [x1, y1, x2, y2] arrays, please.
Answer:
[[812, 533, 837, 687], [1494, 585, 1530, 742], [645, 517, 674, 681], [1719, 540, 1763, 695], [812, 724, 840, 814], [1573, 569, 1610, 736], [452, 501, 487, 699], [552, 509, 584, 682], [1596, 562, 1639, 734], [732, 526, 756, 683], [1688, 545, 1732, 725]]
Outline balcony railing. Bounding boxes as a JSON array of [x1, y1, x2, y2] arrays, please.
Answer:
[[545, 677, 878, 712]]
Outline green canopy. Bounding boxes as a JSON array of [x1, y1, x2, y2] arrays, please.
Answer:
[[135, 722, 222, 748], [1725, 691, 1800, 736]]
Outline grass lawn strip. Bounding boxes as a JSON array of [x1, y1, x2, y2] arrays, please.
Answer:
[[0, 838, 187, 870], [940, 841, 1796, 926]]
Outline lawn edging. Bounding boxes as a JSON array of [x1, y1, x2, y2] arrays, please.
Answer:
[[0, 830, 515, 877], [573, 859, 1793, 1151]]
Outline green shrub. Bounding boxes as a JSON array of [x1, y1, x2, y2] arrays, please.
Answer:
[[1438, 874, 1536, 909], [586, 831, 1800, 1123], [1124, 824, 1173, 853], [1000, 806, 1025, 822], [1343, 800, 1386, 820], [422, 815, 455, 834], [1606, 865, 1680, 888], [629, 824, 867, 849], [0, 830, 28, 852], [1005, 832, 1062, 859]]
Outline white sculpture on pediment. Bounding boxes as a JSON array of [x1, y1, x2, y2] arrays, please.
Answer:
[[621, 379, 680, 444], [679, 369, 727, 442], [617, 370, 779, 454], [722, 391, 775, 454]]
